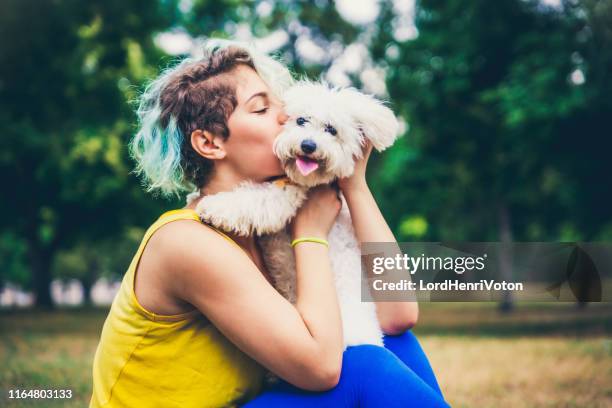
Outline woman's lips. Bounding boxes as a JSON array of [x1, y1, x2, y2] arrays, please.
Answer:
[[295, 156, 319, 176]]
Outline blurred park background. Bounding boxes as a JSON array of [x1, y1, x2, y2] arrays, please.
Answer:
[[0, 0, 610, 406]]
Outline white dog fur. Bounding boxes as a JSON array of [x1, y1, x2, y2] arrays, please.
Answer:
[[188, 80, 400, 348]]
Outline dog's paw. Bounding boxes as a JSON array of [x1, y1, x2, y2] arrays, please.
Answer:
[[196, 192, 250, 236], [196, 181, 306, 236]]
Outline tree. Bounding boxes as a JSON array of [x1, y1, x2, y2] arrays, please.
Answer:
[[0, 0, 180, 307], [369, 0, 611, 309], [180, 0, 361, 79]]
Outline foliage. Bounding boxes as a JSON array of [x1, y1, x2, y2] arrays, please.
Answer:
[[0, 0, 609, 306], [0, 0, 182, 306], [371, 0, 612, 242]]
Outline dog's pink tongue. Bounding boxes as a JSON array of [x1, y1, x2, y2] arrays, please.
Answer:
[[296, 157, 319, 176]]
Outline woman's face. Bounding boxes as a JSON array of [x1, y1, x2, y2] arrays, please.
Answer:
[[222, 64, 288, 182]]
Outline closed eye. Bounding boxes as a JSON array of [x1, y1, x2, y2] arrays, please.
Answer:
[[254, 107, 269, 114]]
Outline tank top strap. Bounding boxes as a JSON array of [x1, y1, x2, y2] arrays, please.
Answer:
[[153, 208, 241, 249]]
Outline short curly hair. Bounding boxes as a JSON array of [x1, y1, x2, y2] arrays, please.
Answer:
[[129, 40, 293, 197]]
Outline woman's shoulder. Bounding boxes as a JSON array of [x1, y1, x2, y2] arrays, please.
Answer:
[[149, 217, 240, 265], [141, 217, 246, 305]]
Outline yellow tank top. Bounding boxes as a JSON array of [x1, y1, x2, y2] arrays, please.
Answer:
[[90, 209, 264, 408]]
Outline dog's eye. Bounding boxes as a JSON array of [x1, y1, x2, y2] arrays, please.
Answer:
[[296, 117, 309, 126], [324, 124, 337, 136]]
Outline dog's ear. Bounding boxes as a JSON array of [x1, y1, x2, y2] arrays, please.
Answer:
[[339, 88, 399, 152]]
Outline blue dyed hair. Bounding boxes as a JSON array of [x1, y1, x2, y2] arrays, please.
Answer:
[[129, 39, 294, 198]]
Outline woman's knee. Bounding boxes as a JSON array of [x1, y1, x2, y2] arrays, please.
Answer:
[[341, 344, 449, 407], [342, 344, 406, 377], [383, 330, 445, 398], [344, 344, 394, 361]]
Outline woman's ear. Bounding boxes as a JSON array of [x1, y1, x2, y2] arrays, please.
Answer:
[[191, 129, 226, 160], [340, 88, 400, 152]]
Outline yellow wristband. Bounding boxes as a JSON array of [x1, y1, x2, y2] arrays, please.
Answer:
[[291, 237, 329, 248]]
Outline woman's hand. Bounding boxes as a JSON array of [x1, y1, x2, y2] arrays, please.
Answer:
[[338, 141, 373, 194], [291, 185, 341, 240]]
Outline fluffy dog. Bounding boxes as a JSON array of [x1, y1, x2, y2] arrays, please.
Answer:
[[189, 81, 399, 347]]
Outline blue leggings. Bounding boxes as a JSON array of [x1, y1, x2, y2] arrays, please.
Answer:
[[243, 330, 449, 407]]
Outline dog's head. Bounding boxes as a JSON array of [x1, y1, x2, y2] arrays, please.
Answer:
[[273, 81, 399, 187]]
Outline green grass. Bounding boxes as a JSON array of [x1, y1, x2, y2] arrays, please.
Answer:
[[1, 303, 611, 407], [0, 308, 104, 407]]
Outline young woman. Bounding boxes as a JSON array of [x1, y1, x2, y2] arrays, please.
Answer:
[[90, 41, 449, 408]]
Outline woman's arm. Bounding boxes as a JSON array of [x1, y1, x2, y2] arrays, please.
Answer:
[[166, 186, 344, 391], [339, 143, 419, 335]]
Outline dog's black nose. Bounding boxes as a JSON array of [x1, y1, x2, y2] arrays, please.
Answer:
[[300, 139, 317, 154]]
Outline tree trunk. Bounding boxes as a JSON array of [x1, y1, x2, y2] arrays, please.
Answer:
[[81, 257, 98, 307], [82, 279, 93, 307], [498, 202, 514, 313], [28, 241, 54, 309]]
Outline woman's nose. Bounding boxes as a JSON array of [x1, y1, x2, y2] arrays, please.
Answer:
[[277, 111, 289, 125]]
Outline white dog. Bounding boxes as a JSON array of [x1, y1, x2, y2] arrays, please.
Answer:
[[188, 81, 399, 348]]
